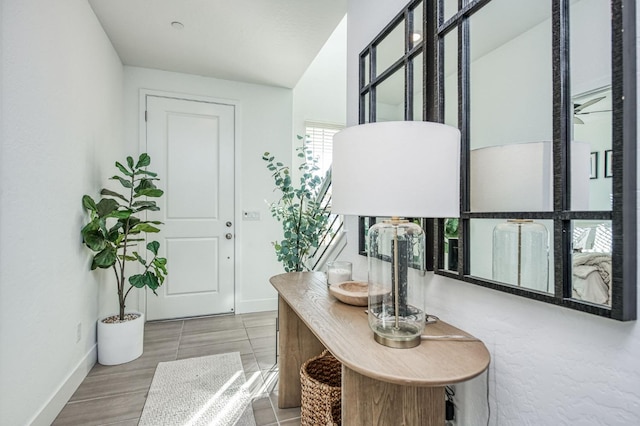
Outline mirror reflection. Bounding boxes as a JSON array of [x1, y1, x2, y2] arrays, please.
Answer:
[[468, 0, 553, 212], [570, 0, 612, 211], [571, 220, 612, 306], [376, 69, 405, 121], [375, 20, 404, 76], [411, 53, 423, 120], [410, 2, 424, 50], [442, 0, 458, 23], [470, 219, 554, 294], [572, 87, 612, 211], [443, 29, 458, 128]]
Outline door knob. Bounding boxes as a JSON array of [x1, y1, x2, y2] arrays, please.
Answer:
[[225, 233, 233, 240], [226, 221, 232, 227]]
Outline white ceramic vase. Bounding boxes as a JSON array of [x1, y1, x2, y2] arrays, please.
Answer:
[[97, 312, 144, 365]]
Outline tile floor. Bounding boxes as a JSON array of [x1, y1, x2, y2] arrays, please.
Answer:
[[52, 311, 302, 426]]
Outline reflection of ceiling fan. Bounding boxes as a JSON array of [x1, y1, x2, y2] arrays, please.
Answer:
[[573, 96, 610, 124]]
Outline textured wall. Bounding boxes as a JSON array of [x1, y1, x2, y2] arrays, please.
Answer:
[[345, 0, 640, 424]]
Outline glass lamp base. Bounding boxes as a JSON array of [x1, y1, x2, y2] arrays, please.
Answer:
[[371, 322, 421, 348]]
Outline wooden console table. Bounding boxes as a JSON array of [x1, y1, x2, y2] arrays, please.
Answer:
[[270, 272, 491, 425]]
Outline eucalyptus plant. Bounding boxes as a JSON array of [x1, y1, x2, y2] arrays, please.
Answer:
[[263, 139, 331, 272], [81, 153, 168, 320]]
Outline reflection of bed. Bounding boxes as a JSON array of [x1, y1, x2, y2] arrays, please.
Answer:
[[571, 222, 612, 306], [572, 252, 611, 305]]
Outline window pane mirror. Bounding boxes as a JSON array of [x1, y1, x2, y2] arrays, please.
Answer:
[[359, 0, 636, 320]]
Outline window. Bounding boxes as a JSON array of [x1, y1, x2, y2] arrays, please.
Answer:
[[304, 121, 343, 178], [304, 121, 344, 177]]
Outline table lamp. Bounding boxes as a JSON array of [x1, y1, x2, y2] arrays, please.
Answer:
[[470, 141, 590, 291], [332, 121, 461, 348]]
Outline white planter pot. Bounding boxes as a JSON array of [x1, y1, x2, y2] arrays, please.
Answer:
[[97, 312, 144, 365]]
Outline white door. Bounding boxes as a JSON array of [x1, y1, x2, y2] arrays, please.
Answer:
[[144, 95, 235, 320]]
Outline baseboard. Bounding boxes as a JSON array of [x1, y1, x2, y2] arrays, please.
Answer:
[[29, 344, 97, 426], [236, 297, 278, 314]]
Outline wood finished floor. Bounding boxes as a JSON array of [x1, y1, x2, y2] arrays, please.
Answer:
[[52, 311, 302, 426]]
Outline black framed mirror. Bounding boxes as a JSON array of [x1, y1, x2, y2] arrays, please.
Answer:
[[359, 0, 636, 320]]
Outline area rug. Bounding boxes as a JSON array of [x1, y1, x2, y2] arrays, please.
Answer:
[[139, 352, 257, 426]]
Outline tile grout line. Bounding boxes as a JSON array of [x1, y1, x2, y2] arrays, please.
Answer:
[[63, 389, 148, 405]]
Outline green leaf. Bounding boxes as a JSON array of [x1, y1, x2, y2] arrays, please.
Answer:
[[132, 200, 160, 212], [126, 156, 134, 169], [130, 223, 161, 234], [147, 241, 160, 255], [106, 223, 122, 242], [82, 195, 97, 212], [115, 162, 133, 177], [83, 230, 106, 251], [100, 189, 128, 203], [128, 274, 146, 288], [136, 153, 151, 168], [96, 198, 119, 218], [135, 169, 158, 177], [134, 204, 160, 212], [91, 247, 117, 270], [130, 251, 146, 266], [145, 272, 160, 290], [111, 175, 133, 188], [153, 257, 167, 270], [134, 179, 164, 197], [129, 272, 160, 292], [135, 188, 163, 198], [106, 209, 132, 219]]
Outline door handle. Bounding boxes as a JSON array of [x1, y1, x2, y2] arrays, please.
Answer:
[[225, 233, 233, 240]]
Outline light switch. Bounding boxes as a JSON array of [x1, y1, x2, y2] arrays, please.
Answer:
[[242, 211, 260, 221]]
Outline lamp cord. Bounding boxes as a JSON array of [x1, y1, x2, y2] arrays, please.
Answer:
[[486, 362, 491, 426]]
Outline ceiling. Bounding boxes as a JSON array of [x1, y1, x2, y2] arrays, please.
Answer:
[[88, 0, 347, 89]]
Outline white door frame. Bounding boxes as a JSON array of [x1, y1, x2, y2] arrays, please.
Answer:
[[138, 89, 243, 317]]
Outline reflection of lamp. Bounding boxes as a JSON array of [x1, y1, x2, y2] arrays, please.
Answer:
[[492, 219, 549, 288], [332, 121, 460, 348], [471, 141, 590, 291]]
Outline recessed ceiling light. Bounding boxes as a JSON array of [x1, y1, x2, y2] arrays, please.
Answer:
[[412, 32, 422, 42], [171, 21, 184, 30]]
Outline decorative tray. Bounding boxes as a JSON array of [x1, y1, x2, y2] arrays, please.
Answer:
[[329, 281, 369, 306]]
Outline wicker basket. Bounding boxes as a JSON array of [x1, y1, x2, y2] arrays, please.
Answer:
[[300, 350, 342, 426]]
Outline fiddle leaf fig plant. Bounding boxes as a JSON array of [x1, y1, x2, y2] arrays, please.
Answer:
[[444, 218, 459, 240], [81, 153, 168, 320], [263, 138, 331, 272]]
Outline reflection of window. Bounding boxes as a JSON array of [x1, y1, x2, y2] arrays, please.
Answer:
[[304, 121, 342, 178]]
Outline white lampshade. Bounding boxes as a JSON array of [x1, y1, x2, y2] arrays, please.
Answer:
[[332, 121, 461, 218], [470, 141, 590, 211]]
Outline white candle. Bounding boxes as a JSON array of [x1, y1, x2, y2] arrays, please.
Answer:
[[328, 268, 351, 285]]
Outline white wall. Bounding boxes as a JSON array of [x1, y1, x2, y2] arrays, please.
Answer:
[[346, 0, 640, 424], [0, 0, 125, 425], [293, 15, 347, 138], [123, 67, 291, 314]]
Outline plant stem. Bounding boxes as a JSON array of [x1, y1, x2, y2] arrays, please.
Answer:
[[295, 193, 304, 271], [117, 172, 136, 320], [112, 264, 124, 319]]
